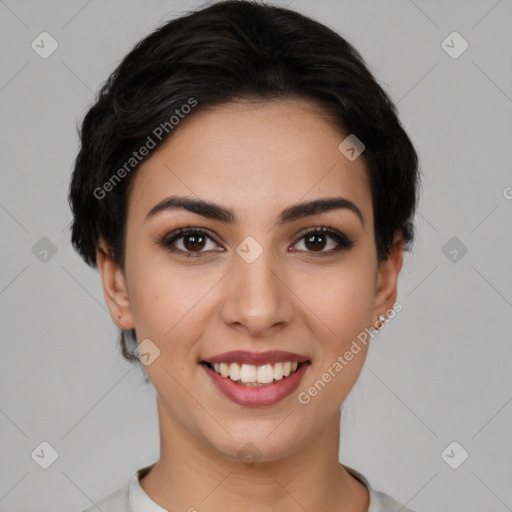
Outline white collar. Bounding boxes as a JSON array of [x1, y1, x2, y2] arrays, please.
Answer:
[[128, 462, 382, 512], [128, 464, 167, 511]]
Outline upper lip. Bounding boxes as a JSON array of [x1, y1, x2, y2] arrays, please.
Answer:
[[202, 350, 310, 366]]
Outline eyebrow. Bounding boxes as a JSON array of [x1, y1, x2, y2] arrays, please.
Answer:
[[146, 195, 364, 228]]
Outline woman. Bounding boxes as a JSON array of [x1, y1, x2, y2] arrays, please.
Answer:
[[69, 1, 420, 510]]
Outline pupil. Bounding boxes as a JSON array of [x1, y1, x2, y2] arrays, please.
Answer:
[[185, 234, 205, 251], [306, 234, 325, 251]]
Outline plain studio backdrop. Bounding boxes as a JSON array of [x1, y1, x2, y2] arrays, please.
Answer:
[[0, 1, 511, 511]]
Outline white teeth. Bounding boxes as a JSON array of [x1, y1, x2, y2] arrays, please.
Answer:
[[257, 364, 274, 384], [240, 364, 257, 383], [229, 362, 241, 381], [273, 362, 284, 380], [220, 362, 229, 377], [208, 361, 303, 384]]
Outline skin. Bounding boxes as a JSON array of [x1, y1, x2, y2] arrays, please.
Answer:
[[96, 97, 403, 512]]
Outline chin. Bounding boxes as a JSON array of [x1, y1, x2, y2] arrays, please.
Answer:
[[202, 423, 308, 466]]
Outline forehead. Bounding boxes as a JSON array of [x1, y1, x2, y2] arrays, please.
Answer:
[[128, 98, 373, 228]]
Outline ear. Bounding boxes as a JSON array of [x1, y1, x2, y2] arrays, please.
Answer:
[[96, 238, 134, 331], [371, 231, 404, 326]]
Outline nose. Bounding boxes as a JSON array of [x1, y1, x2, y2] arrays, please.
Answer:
[[220, 249, 294, 338]]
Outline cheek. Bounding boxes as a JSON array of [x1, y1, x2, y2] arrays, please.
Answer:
[[126, 260, 215, 341], [297, 266, 375, 347], [297, 272, 374, 409]]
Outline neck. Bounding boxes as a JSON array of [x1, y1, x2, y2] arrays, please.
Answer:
[[139, 397, 369, 512]]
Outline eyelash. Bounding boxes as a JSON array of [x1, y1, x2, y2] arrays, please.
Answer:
[[157, 223, 355, 259]]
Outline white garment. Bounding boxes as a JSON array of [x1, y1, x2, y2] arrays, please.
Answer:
[[79, 462, 416, 512]]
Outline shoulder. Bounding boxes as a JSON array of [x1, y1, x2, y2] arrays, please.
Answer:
[[78, 481, 130, 512], [369, 487, 416, 512], [78, 462, 157, 512], [341, 463, 416, 512]]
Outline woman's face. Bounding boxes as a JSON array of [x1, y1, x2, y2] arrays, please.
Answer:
[[98, 98, 402, 462]]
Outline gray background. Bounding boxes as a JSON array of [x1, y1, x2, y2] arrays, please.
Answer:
[[1, 0, 511, 510]]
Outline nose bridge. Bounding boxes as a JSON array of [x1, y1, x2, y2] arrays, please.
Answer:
[[221, 240, 292, 334]]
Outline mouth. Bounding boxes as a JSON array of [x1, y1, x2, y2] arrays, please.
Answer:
[[201, 360, 309, 386], [200, 351, 311, 406]]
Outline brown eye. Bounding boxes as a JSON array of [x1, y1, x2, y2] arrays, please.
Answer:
[[181, 233, 207, 252], [160, 227, 221, 258], [304, 232, 329, 251], [159, 225, 354, 259], [293, 227, 354, 256]]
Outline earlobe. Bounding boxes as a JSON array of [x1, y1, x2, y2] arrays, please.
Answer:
[[96, 239, 134, 331]]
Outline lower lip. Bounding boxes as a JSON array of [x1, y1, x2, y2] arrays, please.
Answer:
[[201, 362, 310, 407]]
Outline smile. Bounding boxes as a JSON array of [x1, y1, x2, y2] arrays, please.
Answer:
[[205, 361, 301, 384], [200, 350, 311, 406]]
